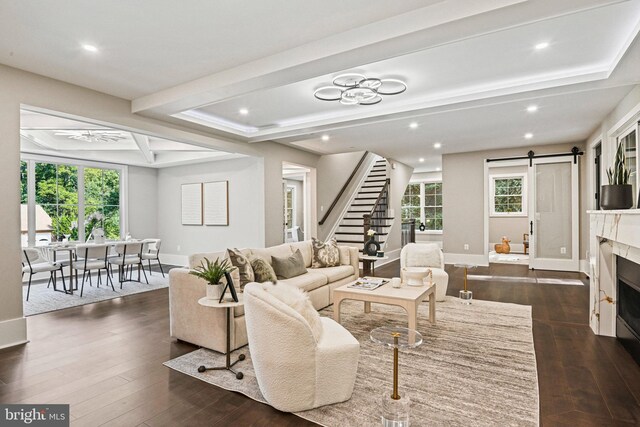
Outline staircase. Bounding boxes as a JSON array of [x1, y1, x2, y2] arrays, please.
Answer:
[[332, 158, 393, 253]]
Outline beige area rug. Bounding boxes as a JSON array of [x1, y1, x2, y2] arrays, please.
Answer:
[[23, 271, 169, 316], [164, 297, 539, 426]]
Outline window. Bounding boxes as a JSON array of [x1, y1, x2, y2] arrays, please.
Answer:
[[401, 182, 443, 232], [21, 157, 125, 246], [85, 168, 121, 240], [401, 183, 420, 223], [20, 161, 28, 246], [619, 127, 637, 207], [490, 174, 527, 216], [423, 183, 443, 231], [35, 162, 78, 242]]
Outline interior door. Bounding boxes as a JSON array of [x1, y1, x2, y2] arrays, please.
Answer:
[[528, 157, 579, 271]]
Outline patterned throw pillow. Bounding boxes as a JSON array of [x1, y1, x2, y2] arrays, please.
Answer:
[[249, 255, 277, 283], [311, 237, 340, 268], [272, 249, 308, 279], [227, 248, 254, 289]]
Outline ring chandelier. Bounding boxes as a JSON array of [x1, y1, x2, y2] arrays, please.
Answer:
[[313, 73, 407, 106]]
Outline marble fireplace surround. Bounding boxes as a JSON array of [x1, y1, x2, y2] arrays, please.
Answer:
[[588, 209, 640, 336]]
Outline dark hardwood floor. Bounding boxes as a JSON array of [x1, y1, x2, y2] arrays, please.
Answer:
[[1, 262, 639, 426]]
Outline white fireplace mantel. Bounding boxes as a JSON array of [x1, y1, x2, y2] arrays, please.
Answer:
[[588, 209, 640, 336]]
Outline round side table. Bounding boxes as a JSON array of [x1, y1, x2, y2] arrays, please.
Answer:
[[454, 263, 477, 304], [371, 326, 423, 426], [197, 296, 246, 379]]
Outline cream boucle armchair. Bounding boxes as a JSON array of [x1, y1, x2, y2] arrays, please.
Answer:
[[243, 282, 360, 412], [400, 243, 449, 301]]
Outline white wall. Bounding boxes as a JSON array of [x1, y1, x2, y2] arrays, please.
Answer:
[[383, 159, 414, 261], [316, 151, 368, 238], [443, 142, 588, 266], [127, 166, 158, 239], [411, 171, 442, 182], [156, 157, 265, 265], [263, 144, 318, 247]]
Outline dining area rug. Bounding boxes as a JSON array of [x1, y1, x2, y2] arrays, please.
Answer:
[[164, 297, 539, 426], [23, 271, 169, 316]]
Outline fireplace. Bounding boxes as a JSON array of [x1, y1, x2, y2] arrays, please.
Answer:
[[617, 256, 640, 364]]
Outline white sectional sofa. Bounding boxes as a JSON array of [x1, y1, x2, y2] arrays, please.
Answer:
[[169, 240, 359, 353]]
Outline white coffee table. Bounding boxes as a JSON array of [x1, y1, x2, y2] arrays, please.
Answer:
[[333, 279, 436, 331]]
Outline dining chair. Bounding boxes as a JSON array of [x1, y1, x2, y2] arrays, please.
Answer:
[[108, 242, 148, 287], [74, 244, 113, 296], [22, 248, 66, 301], [142, 239, 165, 277]]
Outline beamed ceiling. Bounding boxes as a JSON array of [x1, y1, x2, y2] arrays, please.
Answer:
[[2, 0, 640, 171]]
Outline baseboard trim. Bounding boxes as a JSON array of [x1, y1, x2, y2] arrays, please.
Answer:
[[159, 253, 189, 268], [444, 253, 489, 267], [580, 259, 589, 277], [0, 316, 28, 350]]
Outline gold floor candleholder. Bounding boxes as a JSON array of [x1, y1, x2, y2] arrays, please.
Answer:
[[456, 264, 475, 305], [371, 326, 423, 427]]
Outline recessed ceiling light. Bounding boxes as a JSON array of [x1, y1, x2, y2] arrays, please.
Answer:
[[433, 142, 442, 149], [436, 167, 442, 171], [524, 133, 533, 139], [526, 105, 538, 113], [409, 122, 418, 129], [239, 108, 249, 115], [321, 134, 330, 142], [419, 158, 425, 162], [82, 44, 98, 52], [535, 42, 549, 50]]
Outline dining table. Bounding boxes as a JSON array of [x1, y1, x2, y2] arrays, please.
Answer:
[[41, 239, 146, 295]]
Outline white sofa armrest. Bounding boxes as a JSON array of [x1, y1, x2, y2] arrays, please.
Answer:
[[169, 268, 246, 353], [342, 246, 360, 278]]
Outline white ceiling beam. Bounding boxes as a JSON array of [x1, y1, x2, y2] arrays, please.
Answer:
[[132, 0, 622, 119], [131, 0, 528, 115], [250, 75, 638, 143], [131, 133, 156, 164]]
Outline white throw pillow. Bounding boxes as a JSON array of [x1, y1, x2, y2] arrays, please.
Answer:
[[262, 283, 323, 342], [406, 244, 442, 268]]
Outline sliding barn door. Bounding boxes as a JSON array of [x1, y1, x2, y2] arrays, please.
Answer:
[[528, 157, 579, 271]]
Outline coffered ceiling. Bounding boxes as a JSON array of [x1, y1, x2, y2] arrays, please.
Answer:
[[19, 110, 242, 168], [2, 0, 640, 172]]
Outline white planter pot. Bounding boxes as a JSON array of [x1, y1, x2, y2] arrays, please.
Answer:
[[206, 283, 224, 300]]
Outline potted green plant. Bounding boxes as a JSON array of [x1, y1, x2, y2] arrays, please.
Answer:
[[601, 141, 634, 210], [190, 257, 233, 300]]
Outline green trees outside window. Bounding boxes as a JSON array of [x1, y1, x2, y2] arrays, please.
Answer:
[[423, 183, 443, 231], [35, 163, 78, 240], [21, 159, 122, 244], [493, 178, 523, 213], [20, 161, 27, 203], [401, 182, 443, 231], [84, 168, 120, 239], [401, 183, 420, 224]]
